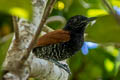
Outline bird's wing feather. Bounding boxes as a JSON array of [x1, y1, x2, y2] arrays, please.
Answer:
[[35, 29, 70, 47]]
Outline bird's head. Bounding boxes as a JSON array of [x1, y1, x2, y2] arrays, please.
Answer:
[[64, 15, 96, 33]]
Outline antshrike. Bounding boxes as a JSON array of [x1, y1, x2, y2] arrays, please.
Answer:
[[33, 15, 96, 74]]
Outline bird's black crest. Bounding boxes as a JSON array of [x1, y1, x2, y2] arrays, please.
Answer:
[[67, 15, 88, 25]]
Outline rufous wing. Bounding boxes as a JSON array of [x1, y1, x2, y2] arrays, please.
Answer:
[[35, 29, 70, 47]]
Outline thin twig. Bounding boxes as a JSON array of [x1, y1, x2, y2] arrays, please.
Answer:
[[102, 0, 120, 24], [12, 16, 19, 41], [42, 25, 54, 33], [22, 0, 56, 61], [46, 16, 66, 26], [102, 0, 115, 14]]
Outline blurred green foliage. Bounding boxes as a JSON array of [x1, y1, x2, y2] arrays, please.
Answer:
[[0, 0, 120, 80], [86, 15, 120, 43], [69, 47, 118, 80], [0, 0, 32, 20], [0, 13, 13, 37], [0, 36, 12, 78]]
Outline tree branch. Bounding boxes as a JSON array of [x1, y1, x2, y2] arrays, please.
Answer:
[[28, 53, 69, 79], [42, 25, 54, 33], [12, 16, 19, 42]]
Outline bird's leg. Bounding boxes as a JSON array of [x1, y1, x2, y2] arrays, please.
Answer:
[[49, 59, 71, 74]]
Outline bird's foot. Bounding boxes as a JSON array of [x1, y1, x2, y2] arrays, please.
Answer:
[[49, 59, 71, 74]]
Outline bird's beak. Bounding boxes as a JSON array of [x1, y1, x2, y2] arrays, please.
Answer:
[[87, 17, 97, 22]]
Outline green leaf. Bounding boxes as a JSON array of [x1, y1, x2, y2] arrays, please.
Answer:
[[82, 0, 103, 9], [64, 0, 87, 18], [0, 36, 12, 78], [87, 9, 108, 17], [61, 0, 73, 12], [0, 0, 32, 20], [86, 15, 120, 43]]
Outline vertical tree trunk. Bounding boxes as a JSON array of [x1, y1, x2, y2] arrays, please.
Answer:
[[2, 0, 69, 80]]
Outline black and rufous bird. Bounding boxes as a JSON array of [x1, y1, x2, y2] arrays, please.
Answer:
[[33, 15, 96, 74]]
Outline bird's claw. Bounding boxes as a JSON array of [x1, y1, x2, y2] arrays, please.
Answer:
[[61, 64, 71, 74], [49, 59, 71, 74]]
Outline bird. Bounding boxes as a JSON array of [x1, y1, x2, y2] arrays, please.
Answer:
[[32, 15, 96, 74]]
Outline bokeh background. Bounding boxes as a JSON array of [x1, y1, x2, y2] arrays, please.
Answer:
[[0, 0, 120, 80]]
